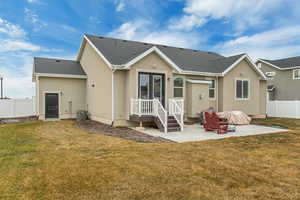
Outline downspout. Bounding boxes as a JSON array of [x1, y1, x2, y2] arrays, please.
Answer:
[[216, 76, 219, 112], [36, 75, 40, 117], [111, 69, 116, 126]]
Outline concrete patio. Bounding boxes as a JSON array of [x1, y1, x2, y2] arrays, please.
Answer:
[[137, 124, 289, 143]]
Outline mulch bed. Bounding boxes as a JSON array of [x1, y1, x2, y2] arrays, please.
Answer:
[[76, 120, 173, 143]]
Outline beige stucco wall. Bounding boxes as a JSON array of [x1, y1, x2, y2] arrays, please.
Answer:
[[221, 60, 265, 115], [125, 52, 175, 119], [184, 75, 217, 112], [186, 82, 209, 118], [114, 70, 126, 120], [259, 80, 267, 114], [38, 77, 86, 120], [79, 42, 113, 124], [218, 77, 224, 111]]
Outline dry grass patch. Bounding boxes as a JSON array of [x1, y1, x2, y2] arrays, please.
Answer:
[[0, 120, 300, 199]]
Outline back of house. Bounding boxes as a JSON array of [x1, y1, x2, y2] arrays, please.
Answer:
[[32, 34, 267, 131]]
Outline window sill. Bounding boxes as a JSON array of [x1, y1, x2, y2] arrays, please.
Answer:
[[235, 98, 250, 101]]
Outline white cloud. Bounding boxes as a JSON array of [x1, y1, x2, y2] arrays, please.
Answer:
[[24, 8, 47, 32], [115, 0, 125, 12], [169, 0, 285, 32], [109, 19, 204, 49], [0, 53, 35, 98], [215, 25, 300, 60], [0, 18, 44, 53], [169, 15, 207, 31], [109, 20, 149, 40], [0, 39, 42, 52], [0, 18, 26, 38], [0, 18, 59, 98]]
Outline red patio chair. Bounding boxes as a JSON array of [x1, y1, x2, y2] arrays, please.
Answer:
[[203, 111, 228, 134]]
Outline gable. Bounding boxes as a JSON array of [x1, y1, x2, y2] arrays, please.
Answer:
[[225, 59, 260, 80], [130, 52, 175, 72], [223, 55, 266, 79]]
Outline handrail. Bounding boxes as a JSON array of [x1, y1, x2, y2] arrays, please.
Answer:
[[169, 99, 184, 131], [130, 98, 168, 133], [154, 99, 168, 133]]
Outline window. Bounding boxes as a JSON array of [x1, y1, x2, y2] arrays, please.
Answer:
[[209, 80, 215, 99], [235, 79, 249, 100], [293, 69, 300, 79], [174, 77, 184, 98]]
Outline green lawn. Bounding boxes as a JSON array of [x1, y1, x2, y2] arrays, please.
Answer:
[[0, 119, 300, 200]]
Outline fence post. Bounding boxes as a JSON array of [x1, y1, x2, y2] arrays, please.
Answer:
[[12, 99, 16, 118], [295, 101, 299, 118]]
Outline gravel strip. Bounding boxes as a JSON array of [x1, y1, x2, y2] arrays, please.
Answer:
[[76, 120, 173, 143]]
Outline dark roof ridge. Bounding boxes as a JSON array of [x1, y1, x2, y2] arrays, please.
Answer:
[[262, 55, 300, 62], [84, 34, 223, 57], [34, 57, 78, 62], [212, 53, 245, 62]]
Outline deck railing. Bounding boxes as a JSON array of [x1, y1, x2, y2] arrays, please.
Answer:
[[153, 99, 168, 133], [130, 99, 154, 115], [130, 98, 184, 133], [168, 99, 184, 131]]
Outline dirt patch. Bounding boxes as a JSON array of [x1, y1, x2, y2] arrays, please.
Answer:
[[0, 116, 38, 125], [76, 120, 173, 143]]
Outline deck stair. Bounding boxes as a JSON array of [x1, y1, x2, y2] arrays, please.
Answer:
[[131, 98, 184, 133], [154, 116, 181, 132]]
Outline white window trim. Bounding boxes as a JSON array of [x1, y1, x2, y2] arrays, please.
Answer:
[[173, 77, 185, 98], [135, 69, 168, 108], [209, 79, 216, 100], [235, 78, 250, 101], [293, 69, 300, 80], [152, 75, 163, 102], [139, 73, 150, 99]]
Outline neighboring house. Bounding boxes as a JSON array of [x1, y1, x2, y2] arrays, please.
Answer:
[[256, 56, 300, 101], [32, 35, 267, 132]]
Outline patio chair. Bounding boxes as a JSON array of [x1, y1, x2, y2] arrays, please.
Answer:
[[203, 111, 229, 134]]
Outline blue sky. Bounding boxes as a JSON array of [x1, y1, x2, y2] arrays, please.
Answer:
[[0, 0, 300, 98]]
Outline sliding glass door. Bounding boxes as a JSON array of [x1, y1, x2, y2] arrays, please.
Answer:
[[138, 72, 165, 106]]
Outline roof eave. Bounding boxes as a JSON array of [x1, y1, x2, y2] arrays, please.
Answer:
[[257, 59, 282, 70], [34, 73, 87, 79]]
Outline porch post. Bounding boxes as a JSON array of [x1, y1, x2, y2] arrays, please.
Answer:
[[138, 99, 141, 116]]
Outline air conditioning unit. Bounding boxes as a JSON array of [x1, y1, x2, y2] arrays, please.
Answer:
[[265, 71, 276, 77]]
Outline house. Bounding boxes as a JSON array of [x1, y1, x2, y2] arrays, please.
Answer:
[[256, 56, 300, 101], [32, 35, 267, 132]]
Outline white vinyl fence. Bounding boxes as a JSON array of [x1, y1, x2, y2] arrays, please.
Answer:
[[0, 98, 36, 119], [267, 100, 300, 119]]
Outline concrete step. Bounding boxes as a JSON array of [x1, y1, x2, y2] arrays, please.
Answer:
[[168, 127, 181, 132]]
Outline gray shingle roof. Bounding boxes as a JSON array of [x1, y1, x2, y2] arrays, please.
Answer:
[[34, 57, 86, 76], [262, 56, 300, 69], [85, 34, 245, 73]]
